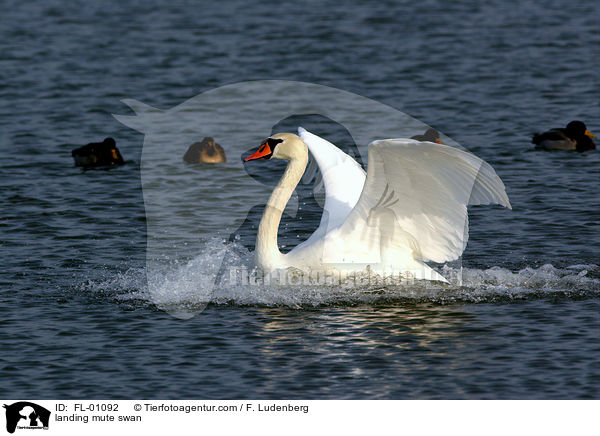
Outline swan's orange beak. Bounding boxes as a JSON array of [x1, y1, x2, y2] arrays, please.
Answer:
[[585, 129, 596, 138], [435, 138, 444, 145], [244, 141, 272, 161]]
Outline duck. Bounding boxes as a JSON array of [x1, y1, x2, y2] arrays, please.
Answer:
[[183, 137, 226, 163], [243, 128, 511, 283], [411, 128, 444, 144], [71, 137, 124, 168], [532, 120, 596, 152]]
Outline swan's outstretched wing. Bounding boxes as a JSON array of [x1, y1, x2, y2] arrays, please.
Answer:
[[323, 139, 511, 264], [298, 127, 366, 233]]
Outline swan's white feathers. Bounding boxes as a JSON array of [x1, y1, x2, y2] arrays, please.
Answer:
[[298, 127, 366, 233], [330, 138, 511, 264]]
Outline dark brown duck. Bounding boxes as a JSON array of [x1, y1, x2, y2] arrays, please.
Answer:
[[72, 137, 125, 168], [183, 137, 227, 163]]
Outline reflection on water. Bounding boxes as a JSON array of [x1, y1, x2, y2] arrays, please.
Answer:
[[232, 299, 598, 399], [260, 304, 473, 354], [254, 305, 477, 398]]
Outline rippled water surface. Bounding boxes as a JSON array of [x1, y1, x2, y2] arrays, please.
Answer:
[[1, 0, 599, 399]]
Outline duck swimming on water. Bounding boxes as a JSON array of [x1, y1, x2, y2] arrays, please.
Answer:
[[411, 128, 443, 144], [532, 120, 596, 152], [183, 137, 227, 163], [71, 137, 124, 168]]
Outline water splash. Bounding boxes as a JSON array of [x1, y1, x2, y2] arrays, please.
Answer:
[[81, 238, 600, 315]]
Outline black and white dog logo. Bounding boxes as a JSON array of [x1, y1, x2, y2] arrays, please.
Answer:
[[3, 402, 50, 434]]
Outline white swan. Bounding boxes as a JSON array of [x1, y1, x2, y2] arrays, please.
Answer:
[[244, 128, 511, 282]]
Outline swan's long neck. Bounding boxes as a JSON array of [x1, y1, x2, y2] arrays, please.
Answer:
[[256, 154, 308, 271]]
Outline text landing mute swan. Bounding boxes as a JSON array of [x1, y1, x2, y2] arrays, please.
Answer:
[[244, 128, 511, 283]]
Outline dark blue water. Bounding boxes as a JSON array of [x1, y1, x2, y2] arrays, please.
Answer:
[[1, 0, 599, 399]]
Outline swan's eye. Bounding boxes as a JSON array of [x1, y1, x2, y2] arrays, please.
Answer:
[[267, 138, 284, 149]]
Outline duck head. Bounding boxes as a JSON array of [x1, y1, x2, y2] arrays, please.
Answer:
[[424, 128, 443, 144], [566, 120, 596, 139]]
